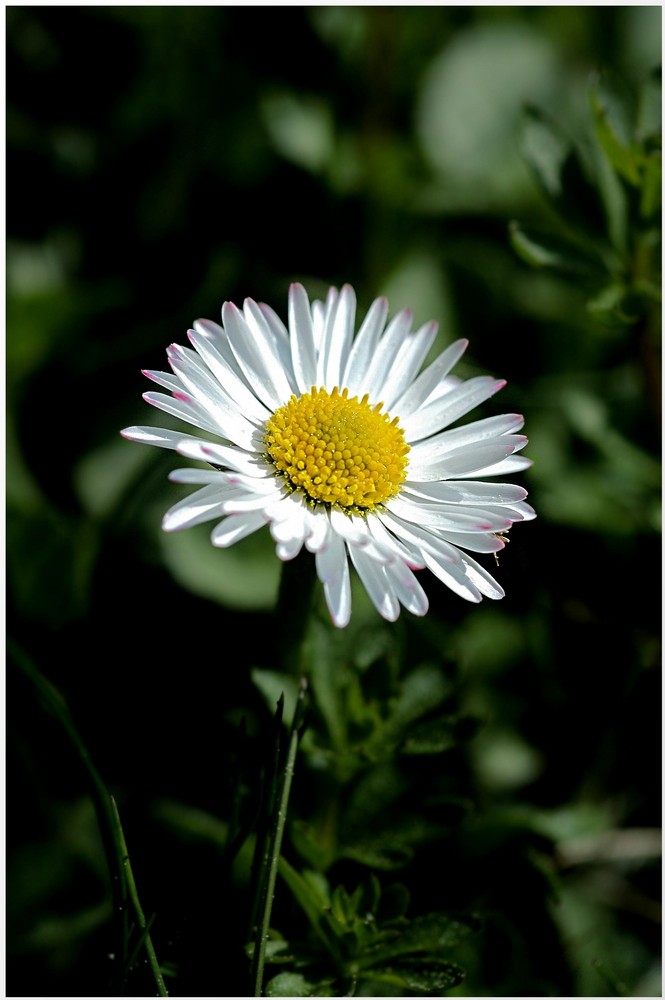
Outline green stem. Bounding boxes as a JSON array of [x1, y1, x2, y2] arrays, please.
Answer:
[[275, 553, 319, 674], [10, 642, 130, 985], [251, 680, 308, 997], [10, 642, 167, 997], [247, 695, 285, 945], [110, 797, 169, 998]]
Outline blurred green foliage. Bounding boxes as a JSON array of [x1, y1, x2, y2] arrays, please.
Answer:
[[7, 7, 661, 997]]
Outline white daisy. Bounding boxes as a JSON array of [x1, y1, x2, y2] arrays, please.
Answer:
[[121, 283, 535, 628]]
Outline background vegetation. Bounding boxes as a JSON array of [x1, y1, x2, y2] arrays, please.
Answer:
[[7, 7, 661, 997]]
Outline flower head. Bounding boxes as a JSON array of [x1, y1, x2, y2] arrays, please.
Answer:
[[121, 283, 535, 627]]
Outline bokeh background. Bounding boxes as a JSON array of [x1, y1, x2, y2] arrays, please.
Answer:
[[6, 6, 661, 998]]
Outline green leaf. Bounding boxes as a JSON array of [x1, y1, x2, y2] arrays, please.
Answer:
[[587, 283, 636, 323], [289, 820, 336, 871], [636, 66, 662, 143], [378, 882, 411, 923], [640, 151, 662, 220], [509, 222, 605, 278], [302, 618, 349, 753], [265, 971, 318, 997], [520, 104, 570, 202], [362, 911, 481, 967], [362, 960, 465, 995], [340, 841, 414, 871], [251, 669, 301, 728], [370, 664, 450, 755], [590, 76, 642, 186], [277, 859, 341, 961], [161, 522, 280, 611], [400, 714, 479, 755], [519, 105, 606, 235], [397, 912, 482, 953]]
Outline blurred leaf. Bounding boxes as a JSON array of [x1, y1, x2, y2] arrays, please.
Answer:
[[278, 860, 341, 962], [590, 76, 642, 186], [302, 619, 349, 754], [587, 282, 639, 324], [639, 151, 662, 220], [509, 222, 606, 278], [417, 22, 562, 208], [151, 799, 229, 848], [636, 66, 662, 143], [265, 971, 327, 997], [252, 669, 302, 729], [363, 959, 465, 994], [340, 841, 415, 871], [161, 523, 280, 611], [7, 506, 99, 626], [519, 105, 606, 236], [363, 663, 451, 761], [386, 911, 481, 955], [290, 820, 336, 872], [519, 105, 570, 202], [378, 883, 411, 923], [262, 91, 334, 173], [400, 714, 479, 755]]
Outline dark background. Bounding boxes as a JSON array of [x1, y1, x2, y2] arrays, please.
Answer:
[[6, 7, 661, 997]]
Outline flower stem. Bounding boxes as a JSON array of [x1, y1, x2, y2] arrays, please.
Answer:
[[110, 797, 169, 998], [275, 553, 319, 674], [251, 679, 308, 997]]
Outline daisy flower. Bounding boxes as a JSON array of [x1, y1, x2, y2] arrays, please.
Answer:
[[121, 283, 535, 627]]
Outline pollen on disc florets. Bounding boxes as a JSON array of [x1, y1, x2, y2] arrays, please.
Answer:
[[264, 386, 410, 512]]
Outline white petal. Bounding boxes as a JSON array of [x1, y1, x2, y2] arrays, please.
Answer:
[[378, 510, 462, 565], [349, 545, 400, 622], [329, 508, 370, 545], [222, 301, 293, 410], [401, 376, 506, 443], [305, 508, 331, 553], [342, 296, 389, 395], [386, 560, 429, 617], [221, 491, 281, 514], [422, 550, 482, 602], [168, 346, 264, 441], [141, 368, 181, 393], [316, 531, 352, 628], [211, 512, 266, 547], [387, 495, 512, 533], [361, 307, 413, 401], [276, 536, 305, 561], [142, 390, 221, 437], [366, 514, 426, 569], [162, 484, 234, 532], [462, 455, 533, 478], [318, 284, 356, 388], [270, 501, 307, 545], [258, 301, 290, 346], [459, 552, 505, 599], [243, 298, 294, 387], [435, 531, 505, 554], [176, 439, 266, 476], [508, 500, 537, 521], [392, 339, 469, 418], [408, 438, 526, 481], [120, 426, 209, 451], [379, 321, 439, 412], [169, 468, 229, 485], [288, 282, 318, 394], [223, 472, 280, 494], [402, 481, 528, 505], [409, 413, 525, 462], [187, 328, 272, 425]]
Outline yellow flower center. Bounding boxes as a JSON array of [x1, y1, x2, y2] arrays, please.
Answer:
[[264, 386, 409, 512]]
